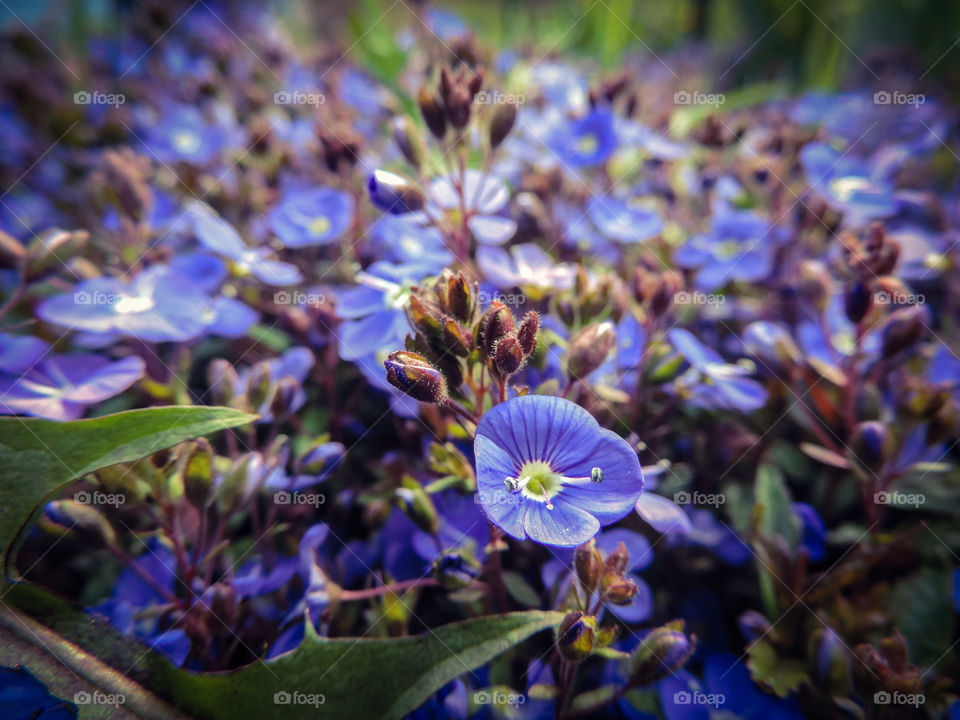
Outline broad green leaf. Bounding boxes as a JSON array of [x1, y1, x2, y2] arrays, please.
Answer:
[[746, 639, 808, 698], [754, 463, 800, 549], [502, 570, 542, 608], [890, 568, 956, 666], [0, 406, 256, 578], [7, 584, 562, 720]]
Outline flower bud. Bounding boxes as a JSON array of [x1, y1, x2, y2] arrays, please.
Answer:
[[844, 281, 872, 325], [849, 421, 890, 475], [517, 311, 539, 356], [443, 318, 472, 356], [183, 438, 214, 509], [574, 539, 603, 594], [25, 230, 89, 279], [605, 578, 639, 605], [558, 611, 596, 662], [216, 453, 257, 513], [368, 169, 426, 215], [881, 306, 926, 358], [245, 361, 274, 410], [489, 101, 518, 149], [493, 334, 524, 377], [270, 377, 301, 420], [384, 351, 448, 403], [445, 272, 473, 322], [298, 441, 344, 476], [207, 359, 239, 406], [395, 482, 439, 533], [568, 322, 616, 379], [629, 621, 696, 686], [432, 550, 480, 590], [392, 115, 424, 168], [419, 87, 447, 139], [738, 610, 773, 643], [44, 500, 116, 548], [478, 301, 515, 359]]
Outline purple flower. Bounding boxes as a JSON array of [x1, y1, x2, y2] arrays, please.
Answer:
[[668, 329, 768, 412], [675, 210, 779, 291], [142, 106, 226, 164], [475, 395, 644, 547], [801, 142, 898, 226], [0, 354, 144, 420], [588, 195, 663, 243], [188, 203, 302, 286], [0, 333, 49, 373], [369, 215, 452, 271], [268, 187, 354, 247], [476, 243, 575, 294], [546, 108, 618, 168], [428, 170, 517, 246]]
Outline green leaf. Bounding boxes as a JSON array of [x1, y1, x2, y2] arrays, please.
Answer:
[[502, 571, 542, 608], [754, 463, 800, 549], [890, 568, 956, 666], [0, 406, 256, 578], [746, 639, 809, 698]]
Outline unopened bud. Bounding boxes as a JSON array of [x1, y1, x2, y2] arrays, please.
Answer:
[[881, 306, 926, 358], [849, 421, 890, 475], [493, 334, 524, 376], [368, 169, 426, 215], [432, 550, 480, 590], [395, 482, 438, 533], [605, 578, 639, 605], [845, 281, 872, 325], [489, 101, 518, 149], [738, 610, 773, 643], [443, 318, 472, 356], [384, 351, 448, 403], [445, 272, 472, 322], [44, 500, 116, 547], [478, 301, 516, 359], [392, 115, 424, 168], [207, 359, 239, 406], [183, 438, 214, 509], [575, 539, 603, 594], [568, 322, 616, 379], [558, 611, 596, 662], [517, 311, 539, 356], [270, 377, 301, 420], [26, 230, 88, 279], [298, 441, 344, 476], [418, 87, 447, 139], [246, 361, 274, 410], [629, 621, 696, 685]]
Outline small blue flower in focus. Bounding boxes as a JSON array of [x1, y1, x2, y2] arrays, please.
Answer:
[[269, 187, 354, 247], [427, 170, 517, 246], [474, 395, 644, 546]]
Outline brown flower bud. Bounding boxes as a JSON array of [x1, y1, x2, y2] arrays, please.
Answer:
[[419, 87, 447, 139], [443, 318, 472, 356], [392, 115, 424, 168], [478, 301, 515, 359], [384, 351, 448, 403], [568, 322, 616, 379], [605, 578, 639, 605], [881, 306, 926, 358], [489, 101, 518, 149], [493, 334, 524, 376], [574, 539, 603, 594], [516, 311, 539, 356], [445, 272, 472, 322]]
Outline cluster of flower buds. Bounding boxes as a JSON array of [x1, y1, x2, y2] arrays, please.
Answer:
[[419, 66, 484, 140], [632, 265, 684, 320], [574, 539, 641, 607], [588, 70, 638, 117], [384, 270, 539, 405], [557, 610, 617, 663], [851, 632, 923, 706]]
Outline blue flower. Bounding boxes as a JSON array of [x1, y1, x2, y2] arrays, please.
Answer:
[[546, 108, 618, 168], [588, 195, 663, 243], [335, 261, 431, 361], [675, 210, 779, 291], [268, 187, 354, 248], [475, 395, 644, 547], [37, 263, 257, 343], [0, 354, 144, 420], [793, 502, 826, 562], [369, 215, 452, 271], [0, 666, 75, 720], [427, 170, 517, 246], [668, 329, 768, 412], [143, 106, 225, 164], [800, 142, 898, 226], [476, 243, 575, 295], [0, 333, 49, 373], [188, 203, 302, 285]]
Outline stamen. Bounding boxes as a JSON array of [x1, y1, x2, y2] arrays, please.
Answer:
[[591, 467, 603, 483]]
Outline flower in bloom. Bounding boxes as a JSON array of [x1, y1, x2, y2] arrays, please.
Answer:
[[0, 353, 144, 420], [588, 195, 663, 244], [0, 333, 48, 373], [0, 666, 74, 719], [268, 187, 354, 247], [368, 215, 453, 272], [474, 395, 644, 547], [427, 170, 517, 246], [142, 106, 226, 164], [668, 328, 768, 412], [675, 210, 780, 291], [546, 107, 618, 168], [800, 142, 898, 226], [187, 202, 302, 285], [476, 242, 575, 296]]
